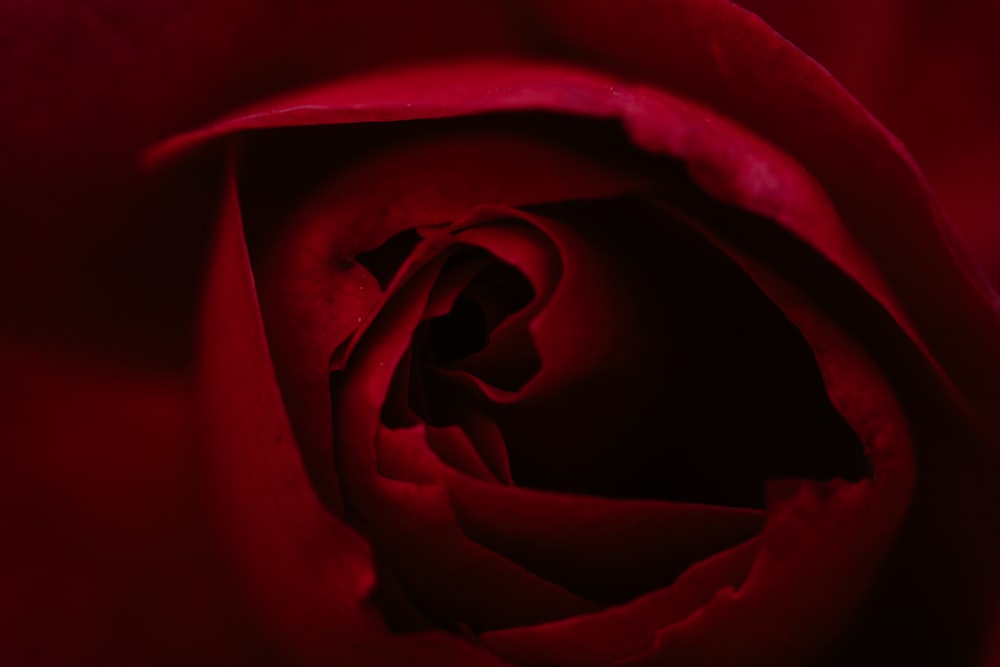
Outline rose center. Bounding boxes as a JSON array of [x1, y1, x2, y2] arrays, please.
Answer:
[[423, 262, 535, 368]]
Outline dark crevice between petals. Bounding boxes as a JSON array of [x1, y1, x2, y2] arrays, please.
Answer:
[[422, 262, 536, 373], [355, 229, 422, 290], [426, 294, 489, 363], [499, 195, 872, 509]]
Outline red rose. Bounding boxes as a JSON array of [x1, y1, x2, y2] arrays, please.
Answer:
[[3, 2, 1000, 667]]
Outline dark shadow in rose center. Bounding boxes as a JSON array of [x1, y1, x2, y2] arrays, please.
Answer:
[[362, 196, 871, 511], [258, 117, 876, 512], [499, 197, 870, 509], [427, 295, 489, 364]]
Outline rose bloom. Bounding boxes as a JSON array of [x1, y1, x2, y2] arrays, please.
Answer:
[[3, 1, 1000, 667]]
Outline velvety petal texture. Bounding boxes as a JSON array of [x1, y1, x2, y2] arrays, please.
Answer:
[[155, 52, 941, 665], [735, 0, 1000, 286], [5, 0, 1000, 666]]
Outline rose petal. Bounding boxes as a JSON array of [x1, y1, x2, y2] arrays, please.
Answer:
[[734, 0, 1000, 286], [437, 411, 514, 484], [480, 538, 762, 667], [449, 480, 765, 607], [347, 452, 603, 630]]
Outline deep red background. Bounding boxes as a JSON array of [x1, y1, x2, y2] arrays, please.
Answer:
[[2, 1, 998, 665]]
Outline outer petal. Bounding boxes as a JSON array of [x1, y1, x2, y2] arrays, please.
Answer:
[[735, 0, 1000, 286]]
